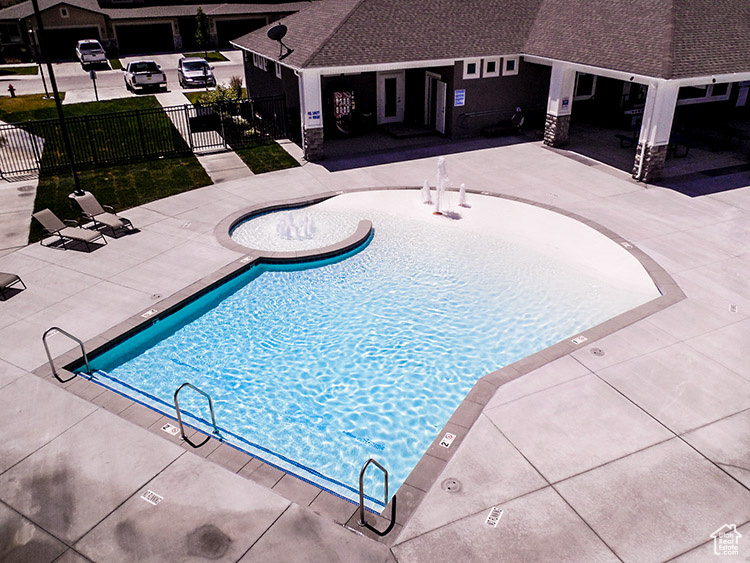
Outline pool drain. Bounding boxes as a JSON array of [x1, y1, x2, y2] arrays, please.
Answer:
[[441, 478, 461, 493], [591, 348, 605, 357]]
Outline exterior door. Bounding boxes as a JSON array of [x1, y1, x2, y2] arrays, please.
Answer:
[[436, 80, 447, 134], [377, 71, 404, 124]]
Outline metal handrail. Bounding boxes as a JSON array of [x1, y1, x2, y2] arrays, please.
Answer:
[[358, 458, 397, 537], [42, 326, 90, 383], [173, 382, 222, 448]]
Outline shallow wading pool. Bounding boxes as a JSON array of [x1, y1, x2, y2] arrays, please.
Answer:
[[77, 191, 660, 509]]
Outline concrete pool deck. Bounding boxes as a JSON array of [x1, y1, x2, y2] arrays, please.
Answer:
[[1, 141, 749, 561]]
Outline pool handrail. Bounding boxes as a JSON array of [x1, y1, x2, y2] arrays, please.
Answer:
[[43, 326, 90, 383], [358, 458, 397, 536], [173, 382, 223, 448]]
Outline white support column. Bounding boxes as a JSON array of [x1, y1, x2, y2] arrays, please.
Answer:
[[633, 81, 679, 181], [298, 70, 324, 161], [544, 63, 577, 146]]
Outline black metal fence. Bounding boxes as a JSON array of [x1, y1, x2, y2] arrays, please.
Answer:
[[0, 95, 287, 178]]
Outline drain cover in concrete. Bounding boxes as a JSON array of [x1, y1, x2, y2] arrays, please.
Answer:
[[441, 478, 461, 493], [591, 348, 605, 357]]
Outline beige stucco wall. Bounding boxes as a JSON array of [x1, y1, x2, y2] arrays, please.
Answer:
[[41, 5, 106, 28]]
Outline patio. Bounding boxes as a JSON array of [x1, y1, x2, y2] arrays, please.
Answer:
[[1, 138, 749, 562]]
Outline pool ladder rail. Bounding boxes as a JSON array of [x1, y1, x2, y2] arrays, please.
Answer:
[[42, 326, 90, 383], [358, 458, 397, 536], [173, 382, 223, 448]]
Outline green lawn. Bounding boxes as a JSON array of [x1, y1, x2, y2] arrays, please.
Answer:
[[0, 65, 38, 76], [182, 51, 229, 62], [0, 93, 213, 242], [30, 157, 211, 242], [0, 93, 161, 123], [183, 91, 203, 105], [109, 58, 123, 70], [235, 142, 300, 174], [0, 95, 188, 170]]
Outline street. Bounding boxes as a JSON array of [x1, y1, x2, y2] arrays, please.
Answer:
[[0, 50, 246, 105]]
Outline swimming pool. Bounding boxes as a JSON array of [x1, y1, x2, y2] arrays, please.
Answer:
[[79, 190, 660, 509]]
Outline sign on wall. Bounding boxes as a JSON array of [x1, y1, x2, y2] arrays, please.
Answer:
[[306, 110, 321, 126], [454, 89, 466, 107]]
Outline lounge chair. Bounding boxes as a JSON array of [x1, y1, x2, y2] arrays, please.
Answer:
[[32, 209, 107, 251], [76, 193, 134, 238], [0, 272, 26, 299]]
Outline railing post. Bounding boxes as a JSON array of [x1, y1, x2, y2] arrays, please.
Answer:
[[84, 115, 97, 166], [135, 110, 147, 158]]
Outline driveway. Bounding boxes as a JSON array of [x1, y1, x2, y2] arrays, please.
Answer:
[[0, 50, 245, 103]]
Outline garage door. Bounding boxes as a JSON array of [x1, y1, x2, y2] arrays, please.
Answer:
[[216, 19, 264, 49], [43, 27, 101, 60], [116, 23, 174, 55]]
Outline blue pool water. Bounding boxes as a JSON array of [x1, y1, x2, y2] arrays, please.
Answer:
[[84, 191, 659, 509]]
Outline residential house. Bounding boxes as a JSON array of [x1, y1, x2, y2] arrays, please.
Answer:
[[0, 0, 315, 59], [233, 0, 750, 181]]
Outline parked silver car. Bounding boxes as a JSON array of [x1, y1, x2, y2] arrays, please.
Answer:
[[177, 57, 215, 89]]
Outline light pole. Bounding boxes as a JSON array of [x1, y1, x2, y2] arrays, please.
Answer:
[[27, 27, 49, 98], [29, 0, 81, 194]]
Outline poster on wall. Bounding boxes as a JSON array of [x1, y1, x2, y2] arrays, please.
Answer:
[[454, 89, 465, 107]]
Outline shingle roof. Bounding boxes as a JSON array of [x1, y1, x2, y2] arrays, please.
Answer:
[[671, 0, 750, 78], [234, 0, 750, 79], [233, 0, 543, 69], [232, 0, 362, 68], [0, 0, 100, 20], [524, 0, 674, 78], [525, 0, 750, 79], [102, 2, 309, 20], [0, 0, 311, 21]]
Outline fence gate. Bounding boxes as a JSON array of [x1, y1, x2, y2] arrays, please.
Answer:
[[173, 96, 288, 154]]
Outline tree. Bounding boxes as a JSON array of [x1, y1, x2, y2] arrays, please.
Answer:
[[194, 8, 210, 57]]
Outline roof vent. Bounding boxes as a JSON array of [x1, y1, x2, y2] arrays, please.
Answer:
[[267, 24, 294, 61]]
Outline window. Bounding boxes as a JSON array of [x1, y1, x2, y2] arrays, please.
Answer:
[[275, 62, 282, 79], [60, 7, 69, 17], [711, 83, 729, 97], [574, 73, 597, 100], [677, 83, 733, 105], [253, 53, 267, 71], [483, 57, 500, 78], [502, 56, 519, 76], [463, 58, 480, 80]]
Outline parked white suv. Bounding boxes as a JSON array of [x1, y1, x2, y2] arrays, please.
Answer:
[[75, 39, 106, 67], [123, 60, 167, 93]]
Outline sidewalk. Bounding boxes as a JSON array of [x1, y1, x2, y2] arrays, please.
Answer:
[[155, 90, 253, 184], [1, 141, 749, 561]]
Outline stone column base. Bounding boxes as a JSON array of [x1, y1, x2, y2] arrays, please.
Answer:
[[632, 143, 668, 182], [303, 127, 324, 161], [543, 114, 571, 147]]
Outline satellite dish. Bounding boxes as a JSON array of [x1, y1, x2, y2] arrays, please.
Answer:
[[267, 24, 287, 42], [267, 23, 294, 61]]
